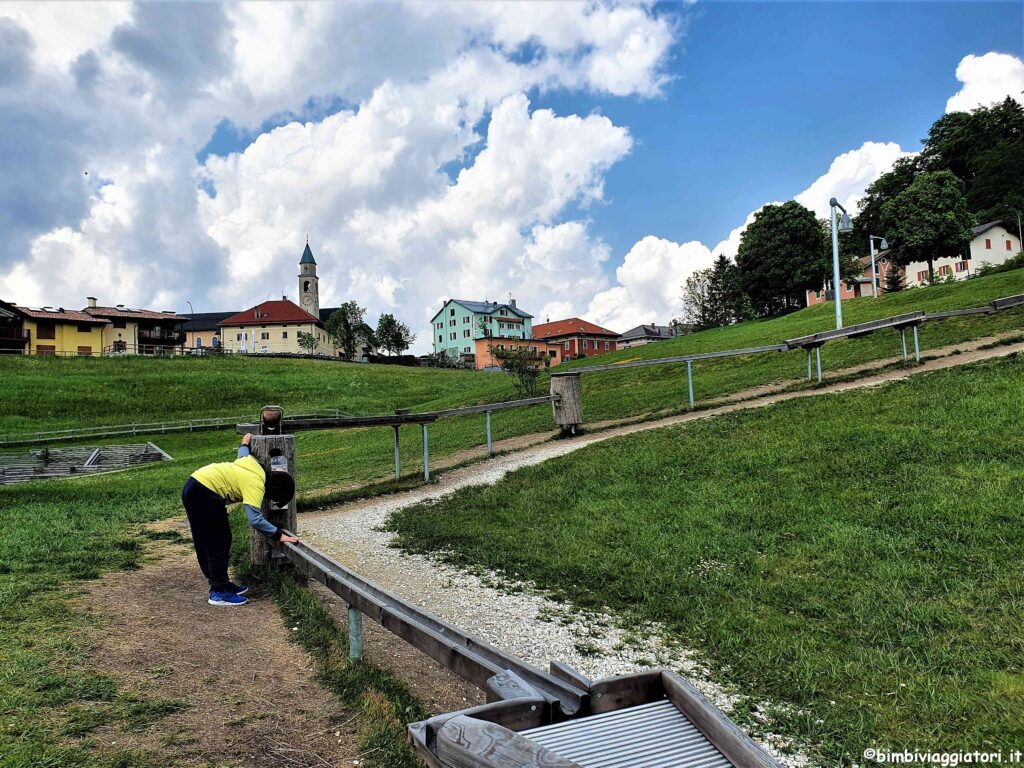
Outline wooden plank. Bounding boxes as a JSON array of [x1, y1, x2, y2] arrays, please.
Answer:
[[548, 661, 591, 691], [236, 412, 438, 434], [550, 374, 582, 430], [411, 699, 551, 768], [433, 396, 555, 419], [992, 293, 1024, 311], [587, 669, 664, 714], [551, 344, 787, 377], [661, 671, 782, 768], [248, 434, 296, 567], [785, 311, 925, 349], [435, 715, 582, 768], [924, 306, 995, 320]]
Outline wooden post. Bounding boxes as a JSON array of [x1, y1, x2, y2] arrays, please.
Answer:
[[550, 374, 583, 434], [248, 433, 297, 568]]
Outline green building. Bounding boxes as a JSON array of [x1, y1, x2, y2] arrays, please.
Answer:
[[430, 299, 533, 358]]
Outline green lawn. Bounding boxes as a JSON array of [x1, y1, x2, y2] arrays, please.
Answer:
[[387, 355, 1024, 764]]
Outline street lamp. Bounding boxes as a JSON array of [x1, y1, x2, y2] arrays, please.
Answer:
[[186, 299, 195, 316], [829, 197, 854, 329], [868, 235, 888, 298]]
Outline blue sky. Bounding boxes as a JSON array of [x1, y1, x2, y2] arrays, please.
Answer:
[[532, 1, 1024, 257]]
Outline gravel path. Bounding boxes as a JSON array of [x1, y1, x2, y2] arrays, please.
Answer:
[[300, 337, 1023, 766]]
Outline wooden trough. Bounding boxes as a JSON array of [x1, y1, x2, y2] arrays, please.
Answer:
[[0, 442, 172, 484], [408, 669, 781, 768]]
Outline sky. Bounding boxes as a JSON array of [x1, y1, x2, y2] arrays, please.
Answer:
[[1, 1, 1022, 352]]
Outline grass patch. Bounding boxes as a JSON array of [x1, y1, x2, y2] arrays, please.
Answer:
[[387, 355, 1024, 762]]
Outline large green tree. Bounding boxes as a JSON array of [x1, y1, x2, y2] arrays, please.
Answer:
[[880, 170, 974, 283], [851, 156, 920, 246], [325, 301, 374, 360], [735, 201, 827, 317], [375, 313, 416, 356]]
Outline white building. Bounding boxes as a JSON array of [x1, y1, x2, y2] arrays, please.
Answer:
[[906, 221, 1021, 286]]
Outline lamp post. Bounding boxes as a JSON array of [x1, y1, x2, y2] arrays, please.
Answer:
[[829, 197, 854, 329], [868, 235, 888, 298]]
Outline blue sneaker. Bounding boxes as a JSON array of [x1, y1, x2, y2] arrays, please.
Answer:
[[208, 590, 248, 606], [227, 582, 249, 596]]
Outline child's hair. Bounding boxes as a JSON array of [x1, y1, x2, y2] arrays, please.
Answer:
[[265, 470, 296, 506]]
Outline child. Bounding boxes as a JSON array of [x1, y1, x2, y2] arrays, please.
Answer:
[[182, 432, 299, 606]]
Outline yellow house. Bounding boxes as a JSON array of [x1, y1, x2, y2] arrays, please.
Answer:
[[15, 306, 109, 356], [218, 299, 334, 355]]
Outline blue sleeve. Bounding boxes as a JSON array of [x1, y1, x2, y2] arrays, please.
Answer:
[[237, 444, 250, 458], [245, 504, 281, 539]]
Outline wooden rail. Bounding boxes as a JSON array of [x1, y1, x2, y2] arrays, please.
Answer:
[[550, 344, 788, 376], [281, 538, 587, 713]]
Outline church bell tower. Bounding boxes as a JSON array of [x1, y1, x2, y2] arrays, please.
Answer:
[[298, 238, 319, 318]]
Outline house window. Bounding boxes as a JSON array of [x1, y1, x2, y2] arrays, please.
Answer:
[[77, 324, 92, 333], [604, 341, 610, 350], [917, 270, 928, 282], [955, 261, 968, 273], [113, 319, 126, 329], [463, 316, 470, 323], [464, 347, 470, 353], [282, 331, 288, 339], [450, 308, 455, 316], [450, 319, 456, 327], [1008, 240, 1014, 251], [450, 332, 456, 340], [36, 344, 55, 356], [564, 341, 569, 350], [438, 334, 442, 342], [36, 321, 55, 340], [463, 329, 470, 338], [237, 333, 243, 341], [937, 265, 951, 277], [261, 332, 269, 340], [77, 346, 92, 356], [985, 238, 992, 249]]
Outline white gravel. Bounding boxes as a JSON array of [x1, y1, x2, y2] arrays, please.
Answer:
[[301, 441, 811, 766]]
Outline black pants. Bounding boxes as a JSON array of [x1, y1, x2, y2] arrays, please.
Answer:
[[182, 477, 232, 592]]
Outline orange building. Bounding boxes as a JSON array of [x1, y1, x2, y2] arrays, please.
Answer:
[[472, 337, 561, 370], [531, 317, 619, 361]]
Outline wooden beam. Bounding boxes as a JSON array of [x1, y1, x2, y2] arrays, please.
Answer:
[[248, 434, 296, 568], [435, 715, 582, 768], [587, 670, 663, 714], [661, 671, 782, 768]]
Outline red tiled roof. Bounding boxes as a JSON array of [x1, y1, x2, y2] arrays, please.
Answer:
[[218, 300, 321, 327], [84, 306, 189, 321], [16, 306, 109, 324], [532, 318, 619, 339]]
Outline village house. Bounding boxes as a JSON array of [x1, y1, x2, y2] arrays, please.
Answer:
[[806, 250, 900, 306], [617, 322, 688, 349], [0, 301, 109, 356], [218, 300, 331, 354], [82, 298, 189, 355], [430, 299, 533, 362], [472, 336, 561, 370], [531, 317, 619, 361], [182, 312, 233, 351], [905, 220, 1021, 286]]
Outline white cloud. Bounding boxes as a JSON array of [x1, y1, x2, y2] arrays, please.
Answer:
[[0, 1, 129, 70], [794, 142, 910, 219], [946, 52, 1024, 113], [586, 236, 714, 331]]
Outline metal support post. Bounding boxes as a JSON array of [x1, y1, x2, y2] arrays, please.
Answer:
[[807, 349, 812, 381], [485, 410, 493, 458], [901, 329, 908, 364], [392, 426, 400, 480], [686, 360, 695, 409], [422, 423, 430, 481], [348, 604, 363, 661], [912, 325, 920, 363], [815, 346, 822, 384]]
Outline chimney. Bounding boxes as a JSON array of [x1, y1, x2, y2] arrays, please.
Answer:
[[116, 304, 125, 309], [510, 298, 517, 309], [282, 294, 287, 301], [86, 296, 97, 308]]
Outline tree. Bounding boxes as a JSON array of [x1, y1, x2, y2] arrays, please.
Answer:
[[883, 262, 905, 293], [325, 301, 373, 360], [682, 254, 751, 330], [881, 170, 974, 284], [851, 155, 921, 247], [488, 343, 545, 397], [375, 313, 416, 356], [296, 331, 319, 355], [735, 201, 827, 317]]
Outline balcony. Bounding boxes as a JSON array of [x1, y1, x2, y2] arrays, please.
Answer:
[[137, 328, 186, 344], [0, 327, 29, 349]]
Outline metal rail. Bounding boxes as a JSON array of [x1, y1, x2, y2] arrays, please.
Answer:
[[282, 538, 588, 714], [549, 344, 788, 376]]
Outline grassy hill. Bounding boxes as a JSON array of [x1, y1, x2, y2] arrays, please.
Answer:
[[388, 354, 1024, 762], [2, 268, 1023, 767]]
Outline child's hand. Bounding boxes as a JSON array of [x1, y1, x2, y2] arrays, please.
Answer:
[[279, 534, 299, 544], [241, 433, 252, 446]]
